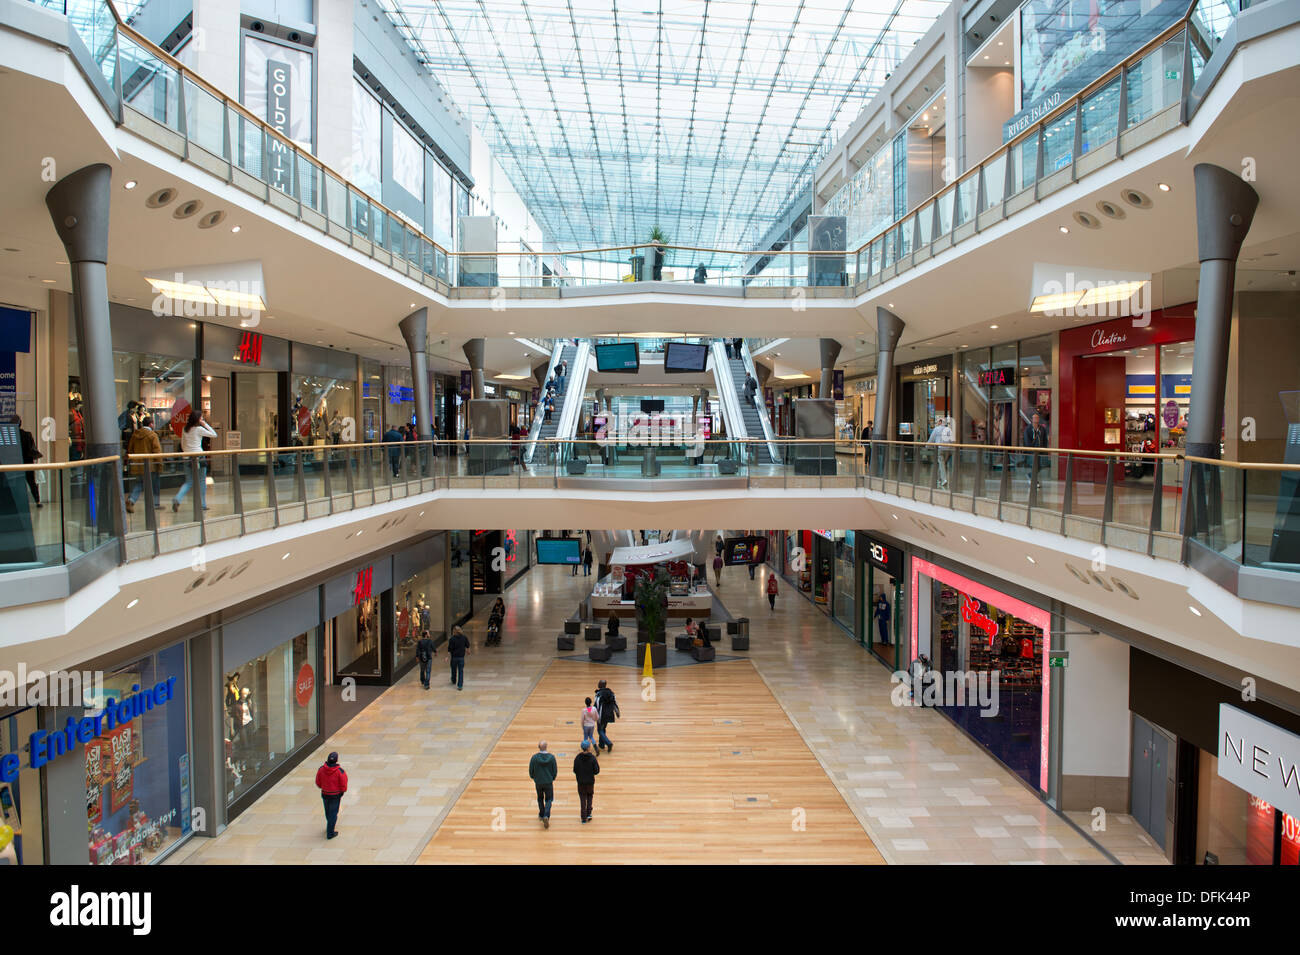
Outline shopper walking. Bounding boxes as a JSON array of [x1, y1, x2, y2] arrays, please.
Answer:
[[415, 629, 436, 689], [595, 679, 619, 753], [314, 751, 348, 840], [173, 410, 217, 512], [17, 417, 42, 507], [1023, 411, 1049, 491], [529, 740, 558, 828], [712, 552, 724, 588], [927, 415, 955, 489], [580, 696, 599, 747], [573, 739, 600, 823], [766, 572, 779, 611], [384, 424, 404, 476], [124, 415, 162, 513], [447, 625, 470, 690]]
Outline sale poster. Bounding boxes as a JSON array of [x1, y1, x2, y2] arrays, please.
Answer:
[[105, 724, 136, 815]]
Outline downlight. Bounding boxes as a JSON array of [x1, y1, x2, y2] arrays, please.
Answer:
[[1121, 188, 1153, 209], [1065, 562, 1090, 583], [173, 199, 204, 219], [1072, 211, 1101, 230], [1111, 577, 1139, 600], [146, 187, 178, 208], [1088, 570, 1114, 591], [197, 210, 227, 229], [1096, 199, 1126, 220]]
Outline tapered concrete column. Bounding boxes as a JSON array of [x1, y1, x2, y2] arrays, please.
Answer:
[[398, 307, 433, 440], [818, 338, 841, 399], [532, 362, 549, 388], [1188, 163, 1259, 460], [755, 363, 771, 390], [46, 164, 116, 461], [871, 309, 905, 441], [462, 338, 486, 399]]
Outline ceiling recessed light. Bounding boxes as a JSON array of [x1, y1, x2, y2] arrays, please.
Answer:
[[410, 303, 417, 308], [989, 324, 998, 329], [41, 278, 55, 283], [126, 598, 139, 609], [1059, 226, 1070, 234], [281, 552, 291, 560], [891, 513, 898, 520], [356, 530, 363, 536], [1157, 182, 1171, 192], [960, 535, 968, 542], [123, 180, 137, 190], [1026, 555, 1036, 564], [1189, 605, 1202, 617], [231, 225, 241, 233]]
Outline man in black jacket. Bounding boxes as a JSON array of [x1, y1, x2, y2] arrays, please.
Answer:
[[447, 626, 470, 690], [415, 630, 436, 689], [594, 679, 618, 753], [573, 739, 600, 823], [1022, 412, 1049, 490]]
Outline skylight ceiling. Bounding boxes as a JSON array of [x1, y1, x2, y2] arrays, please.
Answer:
[[379, 0, 948, 251]]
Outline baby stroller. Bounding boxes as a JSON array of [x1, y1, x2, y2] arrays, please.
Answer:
[[485, 609, 504, 646]]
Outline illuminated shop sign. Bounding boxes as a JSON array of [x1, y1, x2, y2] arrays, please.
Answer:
[[865, 537, 902, 578], [0, 678, 177, 783], [978, 368, 1016, 387], [238, 331, 263, 365]]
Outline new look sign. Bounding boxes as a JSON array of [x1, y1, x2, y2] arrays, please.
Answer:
[[1217, 704, 1300, 818]]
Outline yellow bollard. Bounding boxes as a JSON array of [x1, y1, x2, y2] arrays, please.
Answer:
[[642, 642, 654, 680]]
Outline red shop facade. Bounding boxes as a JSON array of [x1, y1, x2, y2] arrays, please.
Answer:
[[1058, 304, 1197, 484]]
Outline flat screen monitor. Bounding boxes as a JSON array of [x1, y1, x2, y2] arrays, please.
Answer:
[[639, 399, 665, 413], [535, 537, 582, 565], [595, 342, 640, 373], [663, 341, 708, 373], [723, 536, 768, 566]]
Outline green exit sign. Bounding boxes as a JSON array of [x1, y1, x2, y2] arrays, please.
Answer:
[[1165, 70, 1180, 80], [1049, 654, 1070, 668]]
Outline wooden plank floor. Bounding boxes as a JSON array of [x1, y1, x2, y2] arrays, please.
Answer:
[[418, 658, 884, 864]]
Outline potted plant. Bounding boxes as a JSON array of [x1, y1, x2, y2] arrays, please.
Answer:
[[634, 567, 669, 668]]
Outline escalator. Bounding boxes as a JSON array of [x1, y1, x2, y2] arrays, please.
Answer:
[[523, 340, 592, 464], [709, 341, 780, 464]]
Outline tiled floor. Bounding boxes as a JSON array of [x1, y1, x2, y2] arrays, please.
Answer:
[[172, 561, 1169, 865]]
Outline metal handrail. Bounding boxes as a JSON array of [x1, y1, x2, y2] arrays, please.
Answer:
[[0, 454, 120, 471]]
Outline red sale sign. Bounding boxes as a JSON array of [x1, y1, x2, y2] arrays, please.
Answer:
[[295, 663, 315, 707]]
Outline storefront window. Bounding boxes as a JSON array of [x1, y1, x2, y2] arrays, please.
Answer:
[[833, 531, 855, 626], [362, 360, 382, 442], [224, 629, 318, 806], [0, 709, 44, 865], [1018, 334, 1054, 444], [961, 349, 990, 444], [395, 559, 445, 670], [87, 643, 191, 865], [292, 374, 355, 445], [915, 559, 1050, 791], [237, 371, 280, 449], [334, 595, 383, 677], [449, 530, 472, 624], [384, 365, 415, 430], [1196, 755, 1300, 865], [70, 346, 192, 457]]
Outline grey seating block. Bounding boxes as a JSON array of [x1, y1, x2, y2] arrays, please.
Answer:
[[589, 644, 612, 662], [564, 620, 581, 634], [607, 634, 627, 651], [584, 625, 602, 641], [557, 635, 575, 650]]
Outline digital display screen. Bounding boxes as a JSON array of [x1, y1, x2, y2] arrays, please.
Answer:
[[536, 537, 582, 565], [595, 342, 640, 373], [723, 536, 768, 566], [663, 341, 708, 373], [640, 399, 665, 413]]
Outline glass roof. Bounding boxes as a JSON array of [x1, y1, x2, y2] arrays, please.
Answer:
[[378, 0, 949, 251]]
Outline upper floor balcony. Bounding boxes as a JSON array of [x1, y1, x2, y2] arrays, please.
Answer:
[[13, 0, 1279, 304]]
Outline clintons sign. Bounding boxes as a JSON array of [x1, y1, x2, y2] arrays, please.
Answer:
[[1059, 308, 1196, 359], [1090, 328, 1128, 350]]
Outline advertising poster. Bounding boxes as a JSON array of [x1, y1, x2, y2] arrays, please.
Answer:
[[105, 723, 136, 815], [1006, 0, 1184, 142]]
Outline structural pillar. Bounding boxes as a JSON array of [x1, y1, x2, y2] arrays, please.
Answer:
[[872, 309, 905, 442], [818, 338, 841, 400], [1187, 163, 1259, 460], [398, 307, 433, 440], [462, 338, 486, 399], [45, 164, 116, 461]]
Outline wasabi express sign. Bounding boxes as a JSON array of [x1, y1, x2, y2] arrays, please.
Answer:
[[0, 677, 176, 784]]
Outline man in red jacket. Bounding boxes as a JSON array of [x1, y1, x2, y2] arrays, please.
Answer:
[[314, 751, 348, 840]]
